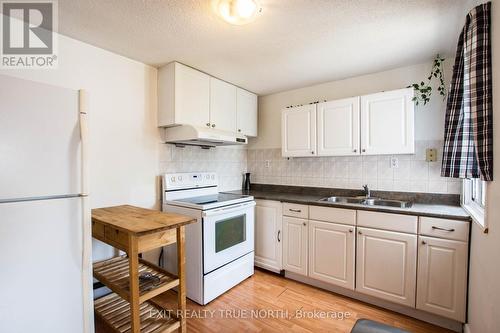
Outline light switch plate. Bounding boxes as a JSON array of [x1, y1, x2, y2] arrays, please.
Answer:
[[426, 148, 437, 162]]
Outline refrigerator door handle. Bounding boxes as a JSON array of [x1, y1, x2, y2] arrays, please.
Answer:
[[79, 90, 94, 333]]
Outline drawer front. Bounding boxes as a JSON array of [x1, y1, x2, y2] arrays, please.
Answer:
[[357, 210, 417, 234], [283, 203, 308, 218], [104, 226, 129, 247], [419, 217, 469, 241], [92, 221, 105, 238], [309, 206, 356, 226]]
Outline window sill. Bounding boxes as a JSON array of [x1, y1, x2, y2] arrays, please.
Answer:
[[462, 202, 488, 233]]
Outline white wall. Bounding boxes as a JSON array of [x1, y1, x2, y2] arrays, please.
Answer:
[[250, 60, 452, 149], [466, 1, 500, 332], [0, 33, 159, 261]]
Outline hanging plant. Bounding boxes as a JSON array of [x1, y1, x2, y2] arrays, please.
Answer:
[[408, 54, 446, 105]]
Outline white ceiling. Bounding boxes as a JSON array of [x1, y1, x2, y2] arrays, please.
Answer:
[[58, 0, 468, 95]]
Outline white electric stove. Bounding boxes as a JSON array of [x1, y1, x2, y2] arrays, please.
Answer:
[[161, 172, 255, 305]]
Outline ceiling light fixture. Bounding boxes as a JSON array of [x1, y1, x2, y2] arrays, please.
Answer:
[[214, 0, 262, 25]]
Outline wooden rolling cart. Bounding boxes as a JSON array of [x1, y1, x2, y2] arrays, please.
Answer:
[[91, 205, 196, 333]]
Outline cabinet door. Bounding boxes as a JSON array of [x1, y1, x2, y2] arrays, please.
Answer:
[[282, 216, 308, 275], [360, 88, 414, 155], [209, 77, 237, 132], [254, 200, 282, 273], [281, 105, 317, 157], [236, 88, 258, 137], [317, 97, 360, 156], [356, 227, 417, 306], [308, 220, 355, 289], [175, 63, 210, 128], [417, 236, 468, 322]]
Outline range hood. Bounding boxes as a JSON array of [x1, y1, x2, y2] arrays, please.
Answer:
[[163, 125, 248, 147]]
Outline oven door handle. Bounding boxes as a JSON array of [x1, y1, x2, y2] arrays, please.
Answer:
[[202, 201, 256, 217]]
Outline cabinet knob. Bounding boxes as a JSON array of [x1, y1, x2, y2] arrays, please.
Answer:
[[311, 151, 314, 154], [353, 149, 357, 153], [303, 222, 306, 226], [349, 229, 353, 233], [211, 124, 216, 128], [422, 240, 427, 245], [206, 123, 210, 127], [362, 149, 366, 153], [238, 129, 241, 132], [358, 230, 362, 235]]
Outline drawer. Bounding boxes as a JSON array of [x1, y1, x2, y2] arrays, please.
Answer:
[[309, 205, 356, 226], [283, 203, 308, 218], [419, 217, 469, 241], [104, 226, 129, 248], [92, 221, 105, 238], [357, 210, 417, 234]]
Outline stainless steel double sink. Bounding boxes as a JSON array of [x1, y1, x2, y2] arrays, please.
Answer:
[[319, 196, 412, 208]]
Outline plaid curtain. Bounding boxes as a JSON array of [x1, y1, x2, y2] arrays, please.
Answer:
[[441, 2, 493, 181]]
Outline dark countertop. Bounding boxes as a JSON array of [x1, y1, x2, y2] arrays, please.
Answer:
[[227, 185, 471, 221]]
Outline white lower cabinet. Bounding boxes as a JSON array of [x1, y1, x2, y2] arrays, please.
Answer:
[[416, 236, 468, 321], [356, 227, 417, 307], [282, 216, 308, 275], [308, 220, 355, 289], [254, 200, 283, 272]]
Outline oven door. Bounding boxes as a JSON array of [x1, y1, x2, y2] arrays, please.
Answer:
[[202, 201, 255, 274]]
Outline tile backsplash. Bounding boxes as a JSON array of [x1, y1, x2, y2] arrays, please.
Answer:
[[159, 144, 247, 191], [247, 140, 461, 194], [158, 140, 461, 194]]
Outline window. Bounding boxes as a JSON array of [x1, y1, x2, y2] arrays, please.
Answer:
[[463, 178, 487, 231]]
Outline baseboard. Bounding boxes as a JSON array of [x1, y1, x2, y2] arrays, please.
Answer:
[[463, 323, 471, 333], [285, 271, 464, 333]]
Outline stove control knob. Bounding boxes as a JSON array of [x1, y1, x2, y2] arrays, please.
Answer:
[[211, 175, 215, 180], [206, 175, 210, 179], [170, 177, 175, 182], [178, 176, 182, 181]]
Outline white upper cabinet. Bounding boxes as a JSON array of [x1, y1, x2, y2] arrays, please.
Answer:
[[209, 77, 237, 132], [158, 62, 210, 128], [158, 62, 258, 136], [237, 88, 258, 137], [360, 88, 415, 155], [317, 97, 360, 156], [254, 200, 282, 273], [282, 105, 317, 157]]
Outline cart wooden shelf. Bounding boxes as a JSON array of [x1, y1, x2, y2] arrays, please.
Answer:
[[92, 205, 196, 333]]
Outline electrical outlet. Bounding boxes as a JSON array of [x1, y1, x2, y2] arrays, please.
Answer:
[[264, 160, 271, 168], [390, 157, 399, 169], [426, 148, 437, 162]]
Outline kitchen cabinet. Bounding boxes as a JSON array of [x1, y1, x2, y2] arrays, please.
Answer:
[[360, 88, 415, 155], [356, 227, 417, 307], [158, 62, 210, 128], [317, 97, 360, 156], [416, 237, 468, 321], [254, 200, 282, 273], [209, 77, 237, 132], [308, 220, 355, 289], [282, 216, 308, 275], [237, 88, 258, 137], [158, 62, 258, 138], [280, 88, 415, 158], [281, 105, 317, 157]]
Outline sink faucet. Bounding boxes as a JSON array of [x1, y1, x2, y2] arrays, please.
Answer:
[[363, 184, 371, 198]]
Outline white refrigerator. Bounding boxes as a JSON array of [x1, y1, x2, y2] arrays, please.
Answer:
[[0, 75, 93, 333]]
